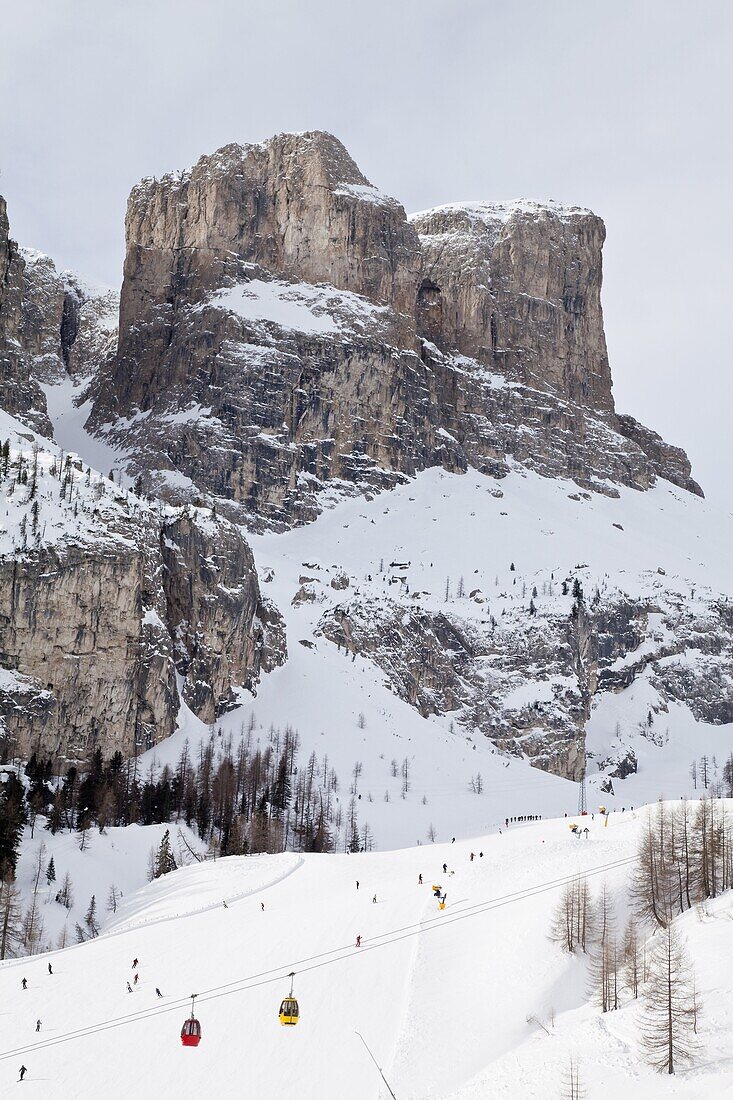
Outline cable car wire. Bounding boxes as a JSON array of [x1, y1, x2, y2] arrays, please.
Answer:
[[0, 851, 637, 1062]]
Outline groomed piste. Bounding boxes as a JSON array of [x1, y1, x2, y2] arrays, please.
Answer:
[[1, 804, 731, 1098]]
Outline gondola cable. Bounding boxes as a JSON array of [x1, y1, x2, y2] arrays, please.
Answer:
[[0, 852, 637, 1062]]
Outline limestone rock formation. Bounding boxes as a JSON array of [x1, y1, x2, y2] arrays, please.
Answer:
[[85, 131, 702, 529], [0, 134, 717, 778], [0, 199, 53, 434], [0, 415, 285, 763], [0, 197, 119, 438], [615, 414, 702, 497], [412, 200, 613, 412], [160, 509, 286, 720], [315, 577, 731, 780]]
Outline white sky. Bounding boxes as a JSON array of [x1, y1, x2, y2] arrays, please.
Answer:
[[1, 0, 731, 510]]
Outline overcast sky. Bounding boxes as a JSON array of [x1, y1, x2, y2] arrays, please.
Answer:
[[1, 0, 731, 510]]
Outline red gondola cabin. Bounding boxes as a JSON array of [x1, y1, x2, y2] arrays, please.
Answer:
[[181, 994, 202, 1047], [181, 1018, 201, 1047]]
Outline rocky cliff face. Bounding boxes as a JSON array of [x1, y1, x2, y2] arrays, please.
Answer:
[[0, 200, 54, 435], [160, 509, 285, 721], [117, 133, 421, 355], [313, 560, 731, 781], [0, 543, 178, 763], [85, 131, 702, 527], [0, 135, 717, 781], [0, 198, 119, 438], [614, 413, 702, 497], [412, 200, 613, 412], [0, 196, 286, 767], [0, 414, 285, 764]]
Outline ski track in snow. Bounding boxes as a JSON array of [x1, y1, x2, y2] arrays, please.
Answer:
[[1, 808, 731, 1098]]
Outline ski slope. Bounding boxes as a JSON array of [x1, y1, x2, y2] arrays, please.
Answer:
[[1, 806, 731, 1098]]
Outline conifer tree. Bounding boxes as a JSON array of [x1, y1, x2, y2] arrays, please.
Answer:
[[0, 878, 23, 960], [106, 883, 120, 914], [153, 829, 177, 879], [640, 923, 700, 1074], [550, 875, 595, 953], [0, 772, 27, 878], [589, 884, 620, 1011], [84, 895, 99, 937], [55, 872, 74, 910], [561, 1057, 586, 1099], [623, 918, 641, 999]]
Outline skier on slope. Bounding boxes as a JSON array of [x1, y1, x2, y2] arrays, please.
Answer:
[[418, 874, 422, 884], [132, 958, 138, 969], [19, 1065, 27, 1082], [21, 978, 27, 990], [127, 981, 133, 993], [35, 1021, 41, 1033], [156, 988, 163, 999], [356, 935, 362, 947], [442, 863, 447, 874], [47, 964, 53, 975]]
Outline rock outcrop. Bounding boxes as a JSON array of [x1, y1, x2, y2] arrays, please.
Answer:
[[160, 509, 285, 720], [315, 577, 731, 780], [0, 542, 178, 763], [84, 131, 702, 529], [412, 200, 613, 412], [0, 138, 716, 779], [0, 200, 54, 434], [0, 197, 119, 438], [0, 416, 285, 763], [615, 414, 702, 497]]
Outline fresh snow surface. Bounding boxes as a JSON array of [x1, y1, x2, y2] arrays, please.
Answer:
[[0, 407, 144, 556], [208, 278, 385, 335], [40, 376, 131, 483], [12, 819, 206, 953], [333, 181, 400, 208], [140, 464, 732, 852], [409, 198, 594, 225], [1, 805, 731, 1098]]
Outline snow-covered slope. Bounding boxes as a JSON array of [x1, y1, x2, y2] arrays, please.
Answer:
[[136, 463, 732, 850], [0, 805, 730, 1098], [12, 816, 206, 952]]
